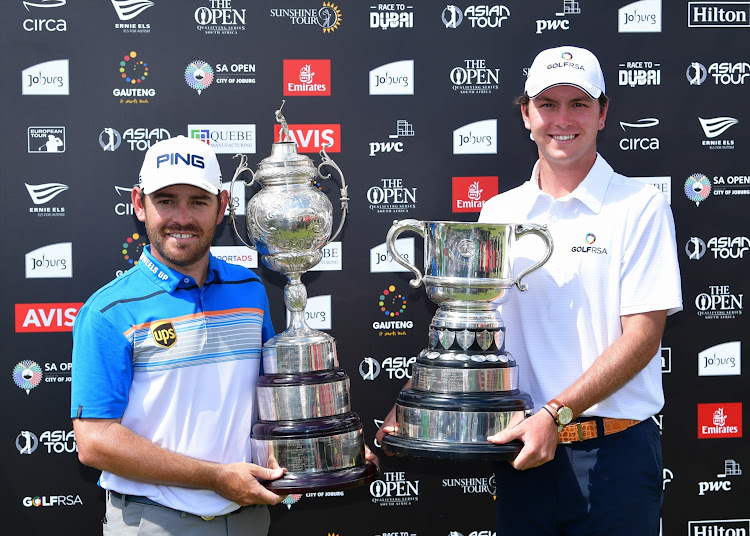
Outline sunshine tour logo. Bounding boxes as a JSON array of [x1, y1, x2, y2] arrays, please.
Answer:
[[571, 233, 607, 254]]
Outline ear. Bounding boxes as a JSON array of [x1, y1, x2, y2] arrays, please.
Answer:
[[132, 187, 147, 223], [215, 190, 230, 225], [521, 103, 531, 130], [598, 100, 609, 131]]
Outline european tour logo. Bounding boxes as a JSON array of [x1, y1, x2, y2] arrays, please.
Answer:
[[150, 321, 177, 348]]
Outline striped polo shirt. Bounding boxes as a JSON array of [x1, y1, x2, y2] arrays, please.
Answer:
[[71, 246, 274, 516]]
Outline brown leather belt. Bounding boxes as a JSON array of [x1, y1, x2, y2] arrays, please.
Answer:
[[558, 418, 641, 444]]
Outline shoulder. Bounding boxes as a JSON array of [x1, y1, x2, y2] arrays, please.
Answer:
[[211, 255, 264, 285], [81, 266, 150, 313], [479, 182, 533, 222], [607, 173, 670, 212]]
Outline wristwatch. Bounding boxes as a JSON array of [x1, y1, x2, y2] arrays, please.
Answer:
[[547, 399, 573, 431]]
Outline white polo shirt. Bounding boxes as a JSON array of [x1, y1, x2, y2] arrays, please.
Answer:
[[478, 155, 682, 420]]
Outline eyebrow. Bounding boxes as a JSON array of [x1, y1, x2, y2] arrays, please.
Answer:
[[151, 192, 213, 201], [533, 94, 593, 105]]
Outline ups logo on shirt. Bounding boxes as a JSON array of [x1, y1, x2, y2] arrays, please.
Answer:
[[150, 320, 177, 348]]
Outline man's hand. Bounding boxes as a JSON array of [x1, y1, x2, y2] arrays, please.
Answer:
[[375, 406, 398, 444], [215, 463, 287, 505], [487, 410, 559, 471]]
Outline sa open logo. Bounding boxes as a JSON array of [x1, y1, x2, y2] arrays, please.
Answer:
[[150, 321, 177, 349]]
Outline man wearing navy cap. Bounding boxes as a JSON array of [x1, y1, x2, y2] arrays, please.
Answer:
[[478, 46, 682, 534], [71, 136, 286, 535]]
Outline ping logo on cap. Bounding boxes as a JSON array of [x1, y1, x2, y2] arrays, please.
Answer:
[[155, 152, 205, 170], [150, 320, 177, 348]]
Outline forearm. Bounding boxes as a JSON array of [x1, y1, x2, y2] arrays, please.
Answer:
[[552, 310, 667, 419], [74, 418, 221, 491]]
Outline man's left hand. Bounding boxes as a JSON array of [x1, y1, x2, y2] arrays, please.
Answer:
[[487, 410, 558, 471]]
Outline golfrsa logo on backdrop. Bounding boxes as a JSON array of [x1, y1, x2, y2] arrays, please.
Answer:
[[283, 59, 331, 96]]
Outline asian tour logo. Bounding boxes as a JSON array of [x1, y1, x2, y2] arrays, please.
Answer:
[[685, 173, 712, 205], [13, 360, 43, 394], [185, 60, 214, 94]]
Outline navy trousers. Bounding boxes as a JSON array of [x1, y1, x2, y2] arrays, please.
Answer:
[[494, 418, 662, 536]]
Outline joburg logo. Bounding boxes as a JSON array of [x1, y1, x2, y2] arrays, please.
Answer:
[[15, 303, 82, 333], [453, 120, 497, 154], [283, 59, 331, 96], [685, 173, 712, 205], [698, 341, 741, 376], [185, 60, 214, 94], [150, 320, 177, 348], [370, 60, 414, 95], [452, 176, 498, 213], [272, 124, 340, 152], [25, 242, 72, 278], [13, 360, 43, 394], [618, 0, 661, 32], [698, 402, 742, 438], [22, 59, 69, 95]]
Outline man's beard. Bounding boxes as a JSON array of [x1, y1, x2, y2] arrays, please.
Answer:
[[146, 222, 216, 269]]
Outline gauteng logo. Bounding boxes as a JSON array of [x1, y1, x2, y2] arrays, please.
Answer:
[[684, 173, 712, 206], [119, 51, 148, 84], [150, 320, 177, 348], [379, 285, 407, 318], [185, 60, 214, 95]]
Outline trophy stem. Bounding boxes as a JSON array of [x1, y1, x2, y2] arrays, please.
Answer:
[[283, 273, 313, 335]]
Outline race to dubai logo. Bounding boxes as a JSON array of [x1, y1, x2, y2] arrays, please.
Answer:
[[112, 0, 153, 20], [185, 60, 214, 94], [684, 173, 712, 205], [13, 360, 43, 394]]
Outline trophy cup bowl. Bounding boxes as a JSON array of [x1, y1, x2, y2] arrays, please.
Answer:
[[230, 102, 377, 493], [380, 220, 553, 460]]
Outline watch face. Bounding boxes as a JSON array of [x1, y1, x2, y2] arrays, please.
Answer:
[[558, 406, 574, 426]]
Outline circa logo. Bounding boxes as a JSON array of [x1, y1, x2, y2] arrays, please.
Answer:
[[619, 118, 659, 151], [22, 0, 67, 32]]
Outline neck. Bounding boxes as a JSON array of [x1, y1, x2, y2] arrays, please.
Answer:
[[537, 153, 597, 199], [150, 249, 211, 288]]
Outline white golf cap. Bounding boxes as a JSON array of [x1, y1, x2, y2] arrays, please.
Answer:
[[524, 45, 605, 99], [138, 135, 222, 195]]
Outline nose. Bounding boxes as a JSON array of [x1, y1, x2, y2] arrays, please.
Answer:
[[554, 106, 573, 128], [170, 201, 193, 225]]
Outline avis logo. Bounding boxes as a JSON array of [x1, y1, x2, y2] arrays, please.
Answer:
[[15, 303, 82, 333], [273, 124, 340, 153]]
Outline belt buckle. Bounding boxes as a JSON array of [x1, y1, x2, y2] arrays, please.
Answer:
[[201, 515, 215, 521]]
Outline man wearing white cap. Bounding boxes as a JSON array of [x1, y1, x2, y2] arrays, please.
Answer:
[[478, 46, 682, 534], [71, 136, 286, 535]]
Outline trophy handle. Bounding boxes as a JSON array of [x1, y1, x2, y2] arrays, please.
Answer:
[[513, 224, 554, 292], [317, 145, 349, 244], [386, 219, 425, 288], [229, 153, 257, 250]]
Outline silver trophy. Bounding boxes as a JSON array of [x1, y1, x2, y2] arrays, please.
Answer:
[[230, 102, 376, 492], [381, 220, 553, 460]]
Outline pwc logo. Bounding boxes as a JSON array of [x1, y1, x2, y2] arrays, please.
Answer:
[[273, 124, 340, 153], [150, 320, 177, 348], [15, 303, 82, 333], [283, 59, 331, 96]]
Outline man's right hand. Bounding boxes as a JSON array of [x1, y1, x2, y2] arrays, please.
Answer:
[[375, 405, 398, 444], [215, 463, 287, 505]]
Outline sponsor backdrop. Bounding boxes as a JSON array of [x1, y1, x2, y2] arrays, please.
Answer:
[[3, 1, 747, 535]]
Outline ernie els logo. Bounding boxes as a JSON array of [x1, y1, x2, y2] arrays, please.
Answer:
[[452, 176, 498, 213], [698, 402, 742, 438], [273, 124, 340, 152], [150, 321, 177, 348], [283, 59, 331, 96], [15, 303, 83, 333]]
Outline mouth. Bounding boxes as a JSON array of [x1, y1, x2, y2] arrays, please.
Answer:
[[551, 134, 577, 141]]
